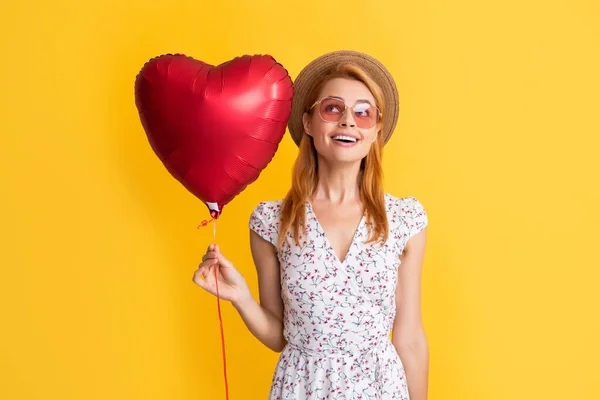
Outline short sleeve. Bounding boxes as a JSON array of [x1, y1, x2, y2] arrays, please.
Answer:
[[248, 201, 281, 247], [401, 197, 429, 239]]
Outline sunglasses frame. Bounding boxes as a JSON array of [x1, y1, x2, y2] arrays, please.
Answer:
[[307, 96, 382, 129]]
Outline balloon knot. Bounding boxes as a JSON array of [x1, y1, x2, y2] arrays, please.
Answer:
[[197, 218, 214, 229]]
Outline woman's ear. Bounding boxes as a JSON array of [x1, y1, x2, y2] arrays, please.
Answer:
[[302, 112, 312, 137], [375, 122, 383, 142]]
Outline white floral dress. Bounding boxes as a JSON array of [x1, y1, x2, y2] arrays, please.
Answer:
[[249, 194, 428, 400]]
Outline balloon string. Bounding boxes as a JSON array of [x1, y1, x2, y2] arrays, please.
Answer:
[[197, 219, 229, 400], [214, 219, 229, 400], [197, 218, 214, 228]]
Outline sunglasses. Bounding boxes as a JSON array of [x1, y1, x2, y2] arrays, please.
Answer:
[[308, 96, 382, 129]]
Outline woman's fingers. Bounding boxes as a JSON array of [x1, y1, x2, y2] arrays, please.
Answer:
[[193, 268, 208, 287], [201, 251, 218, 262], [200, 266, 211, 279], [198, 257, 218, 270], [194, 266, 214, 285]]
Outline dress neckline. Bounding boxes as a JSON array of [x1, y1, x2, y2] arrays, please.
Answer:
[[306, 200, 366, 265]]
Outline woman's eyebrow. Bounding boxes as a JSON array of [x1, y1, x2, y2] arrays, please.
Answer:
[[327, 95, 373, 104]]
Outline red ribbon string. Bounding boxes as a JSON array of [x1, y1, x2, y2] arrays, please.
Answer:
[[197, 219, 229, 400], [197, 218, 214, 228]]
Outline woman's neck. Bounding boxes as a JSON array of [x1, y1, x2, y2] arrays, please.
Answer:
[[312, 158, 362, 204]]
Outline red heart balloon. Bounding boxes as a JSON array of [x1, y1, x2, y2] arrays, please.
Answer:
[[134, 53, 293, 218]]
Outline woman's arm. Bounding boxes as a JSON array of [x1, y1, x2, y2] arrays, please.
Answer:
[[232, 230, 286, 352], [392, 227, 429, 400]]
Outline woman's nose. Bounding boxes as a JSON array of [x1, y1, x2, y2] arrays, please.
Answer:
[[338, 108, 356, 127]]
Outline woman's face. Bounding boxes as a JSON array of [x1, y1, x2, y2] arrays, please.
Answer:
[[303, 77, 381, 164]]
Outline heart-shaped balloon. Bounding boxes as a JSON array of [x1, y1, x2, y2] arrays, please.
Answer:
[[134, 53, 293, 218]]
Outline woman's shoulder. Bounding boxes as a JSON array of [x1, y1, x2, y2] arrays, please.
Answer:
[[249, 199, 284, 246], [253, 198, 284, 212], [384, 193, 429, 236], [384, 193, 426, 208], [250, 199, 284, 222]]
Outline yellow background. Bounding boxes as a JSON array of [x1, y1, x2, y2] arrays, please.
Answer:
[[1, 0, 599, 399]]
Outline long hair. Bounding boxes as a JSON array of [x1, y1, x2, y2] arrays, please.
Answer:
[[278, 63, 389, 247]]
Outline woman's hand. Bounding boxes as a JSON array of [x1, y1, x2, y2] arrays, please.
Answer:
[[193, 244, 252, 304]]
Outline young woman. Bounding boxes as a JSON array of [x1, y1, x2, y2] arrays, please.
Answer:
[[193, 50, 429, 400]]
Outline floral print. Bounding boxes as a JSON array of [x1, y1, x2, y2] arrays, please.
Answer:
[[249, 194, 428, 399]]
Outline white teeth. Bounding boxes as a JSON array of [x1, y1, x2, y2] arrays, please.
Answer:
[[332, 135, 358, 143]]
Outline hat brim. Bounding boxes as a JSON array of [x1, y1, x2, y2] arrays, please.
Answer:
[[288, 50, 399, 147]]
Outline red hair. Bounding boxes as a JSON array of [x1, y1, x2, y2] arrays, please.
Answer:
[[278, 63, 389, 246]]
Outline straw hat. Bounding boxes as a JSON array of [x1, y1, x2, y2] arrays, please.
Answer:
[[288, 50, 399, 146]]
